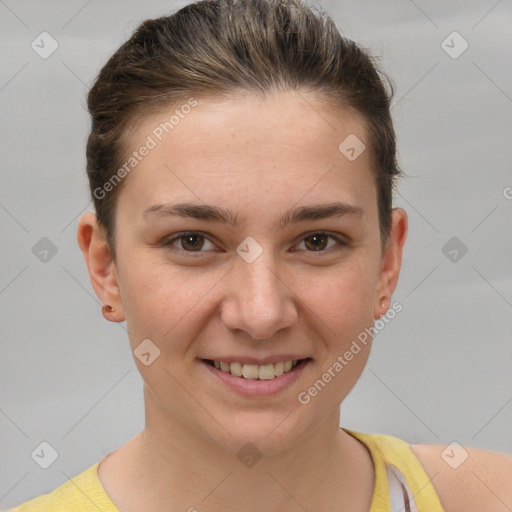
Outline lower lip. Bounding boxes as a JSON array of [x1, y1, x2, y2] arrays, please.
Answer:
[[201, 359, 312, 397]]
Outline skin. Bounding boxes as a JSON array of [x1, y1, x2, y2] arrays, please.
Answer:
[[410, 443, 512, 512], [78, 90, 409, 511]]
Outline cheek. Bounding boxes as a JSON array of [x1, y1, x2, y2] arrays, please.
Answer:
[[118, 243, 379, 355], [298, 257, 378, 330], [119, 255, 224, 346], [296, 263, 378, 399]]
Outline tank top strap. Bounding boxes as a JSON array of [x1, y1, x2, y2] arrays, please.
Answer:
[[341, 428, 446, 512]]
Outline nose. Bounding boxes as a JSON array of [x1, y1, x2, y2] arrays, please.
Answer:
[[220, 251, 298, 340]]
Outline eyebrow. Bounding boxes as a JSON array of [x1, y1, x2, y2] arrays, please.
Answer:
[[143, 201, 364, 229]]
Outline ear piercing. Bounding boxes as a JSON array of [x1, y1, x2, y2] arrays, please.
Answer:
[[379, 299, 387, 318], [102, 304, 115, 313]]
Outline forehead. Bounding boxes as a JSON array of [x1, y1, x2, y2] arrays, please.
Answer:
[[118, 91, 376, 219]]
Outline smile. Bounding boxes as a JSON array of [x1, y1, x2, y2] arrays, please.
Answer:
[[205, 359, 301, 380], [201, 358, 312, 397]]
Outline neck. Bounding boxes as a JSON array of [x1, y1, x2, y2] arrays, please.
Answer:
[[99, 388, 374, 512]]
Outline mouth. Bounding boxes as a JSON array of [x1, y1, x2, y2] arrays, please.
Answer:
[[200, 357, 313, 397], [202, 358, 312, 380]]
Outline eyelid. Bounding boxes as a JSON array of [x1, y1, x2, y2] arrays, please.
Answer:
[[292, 231, 349, 252], [293, 230, 349, 245], [161, 230, 349, 256], [162, 231, 220, 255]]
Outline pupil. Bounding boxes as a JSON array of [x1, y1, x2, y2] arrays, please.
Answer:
[[183, 234, 203, 251], [306, 234, 327, 251], [180, 234, 328, 252]]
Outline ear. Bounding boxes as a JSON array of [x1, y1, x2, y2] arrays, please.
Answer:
[[77, 212, 125, 322], [373, 208, 408, 319]]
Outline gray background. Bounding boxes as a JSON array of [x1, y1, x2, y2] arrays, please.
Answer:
[[1, 0, 511, 508]]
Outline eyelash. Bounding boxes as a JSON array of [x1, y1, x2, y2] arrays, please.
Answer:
[[161, 231, 348, 256]]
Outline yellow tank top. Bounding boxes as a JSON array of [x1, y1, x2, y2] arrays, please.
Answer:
[[9, 429, 446, 511]]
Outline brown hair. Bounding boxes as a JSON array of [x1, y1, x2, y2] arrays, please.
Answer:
[[86, 0, 400, 261]]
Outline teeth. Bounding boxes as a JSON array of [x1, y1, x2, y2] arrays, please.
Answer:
[[259, 364, 275, 380], [242, 364, 259, 379], [230, 361, 243, 377], [210, 359, 301, 379], [274, 361, 284, 376]]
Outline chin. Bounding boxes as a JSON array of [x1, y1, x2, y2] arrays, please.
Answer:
[[203, 408, 314, 457]]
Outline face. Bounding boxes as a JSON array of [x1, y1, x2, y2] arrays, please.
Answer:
[[79, 91, 406, 456]]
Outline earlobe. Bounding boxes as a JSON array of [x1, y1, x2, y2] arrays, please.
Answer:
[[77, 212, 125, 322], [373, 208, 408, 319]]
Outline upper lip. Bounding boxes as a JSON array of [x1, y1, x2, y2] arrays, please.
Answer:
[[201, 356, 311, 365]]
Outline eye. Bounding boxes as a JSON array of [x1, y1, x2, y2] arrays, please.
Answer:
[[294, 232, 347, 253], [164, 232, 217, 253], [161, 231, 347, 256], [161, 231, 215, 254]]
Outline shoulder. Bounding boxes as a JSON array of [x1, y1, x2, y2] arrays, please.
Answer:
[[8, 463, 115, 512], [410, 442, 512, 512]]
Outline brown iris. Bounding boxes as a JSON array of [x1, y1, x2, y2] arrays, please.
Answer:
[[180, 234, 205, 251], [303, 233, 329, 251]]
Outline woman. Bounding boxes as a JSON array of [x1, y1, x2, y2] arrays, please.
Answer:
[[11, 0, 511, 510]]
